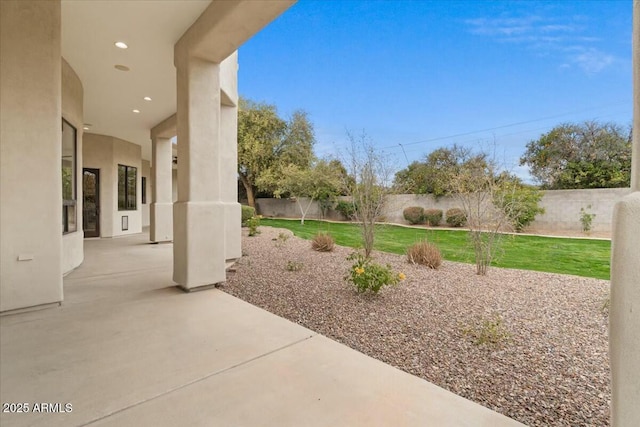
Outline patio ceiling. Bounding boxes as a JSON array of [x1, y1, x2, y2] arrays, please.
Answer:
[[61, 1, 211, 160]]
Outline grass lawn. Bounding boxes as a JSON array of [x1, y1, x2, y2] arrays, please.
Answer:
[[261, 218, 611, 280]]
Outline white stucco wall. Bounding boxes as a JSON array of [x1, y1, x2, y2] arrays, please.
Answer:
[[0, 0, 63, 312], [83, 134, 142, 237], [61, 58, 84, 274]]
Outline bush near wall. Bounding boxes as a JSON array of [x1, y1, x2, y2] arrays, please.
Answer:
[[446, 208, 466, 227], [335, 200, 358, 220], [403, 206, 425, 224], [241, 205, 255, 226], [424, 209, 443, 226]]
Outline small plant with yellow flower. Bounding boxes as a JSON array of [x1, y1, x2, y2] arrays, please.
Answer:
[[345, 251, 405, 294]]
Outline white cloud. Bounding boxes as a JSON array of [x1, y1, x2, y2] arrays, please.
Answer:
[[569, 48, 615, 74], [464, 13, 615, 74]]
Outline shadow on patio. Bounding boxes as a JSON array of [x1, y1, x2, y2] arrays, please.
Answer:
[[1, 231, 523, 426]]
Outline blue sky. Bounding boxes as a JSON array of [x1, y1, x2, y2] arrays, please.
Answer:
[[238, 0, 632, 183]]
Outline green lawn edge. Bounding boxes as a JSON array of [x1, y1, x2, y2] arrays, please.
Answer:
[[260, 218, 611, 280]]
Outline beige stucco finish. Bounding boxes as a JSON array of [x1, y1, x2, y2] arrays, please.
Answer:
[[61, 58, 84, 274], [0, 0, 63, 312], [610, 2, 640, 426], [83, 134, 142, 238], [150, 137, 174, 242]]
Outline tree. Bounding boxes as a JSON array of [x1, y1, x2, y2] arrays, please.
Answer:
[[447, 151, 544, 275], [272, 159, 343, 225], [519, 120, 632, 189], [237, 98, 315, 208], [343, 131, 396, 258], [493, 175, 545, 232], [393, 145, 487, 197]]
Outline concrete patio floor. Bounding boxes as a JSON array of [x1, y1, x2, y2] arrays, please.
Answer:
[[1, 231, 525, 426]]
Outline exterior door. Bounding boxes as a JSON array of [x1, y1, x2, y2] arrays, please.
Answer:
[[83, 168, 100, 238]]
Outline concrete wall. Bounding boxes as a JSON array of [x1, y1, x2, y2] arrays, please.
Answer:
[[0, 0, 63, 312], [61, 58, 84, 274], [257, 188, 632, 234], [141, 160, 150, 227], [535, 188, 632, 232], [83, 134, 142, 237]]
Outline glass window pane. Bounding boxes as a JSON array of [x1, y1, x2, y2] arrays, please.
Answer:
[[62, 119, 76, 234], [127, 167, 136, 210], [118, 165, 126, 210]]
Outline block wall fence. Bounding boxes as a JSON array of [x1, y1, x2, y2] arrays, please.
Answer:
[[256, 188, 632, 234]]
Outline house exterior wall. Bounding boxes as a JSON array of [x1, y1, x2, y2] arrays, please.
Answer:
[[83, 134, 142, 237], [62, 58, 84, 274], [0, 0, 64, 312]]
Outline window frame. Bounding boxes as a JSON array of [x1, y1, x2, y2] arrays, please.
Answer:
[[118, 164, 137, 211], [62, 119, 77, 234]]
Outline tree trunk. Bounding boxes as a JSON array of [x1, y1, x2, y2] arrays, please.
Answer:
[[240, 175, 256, 209]]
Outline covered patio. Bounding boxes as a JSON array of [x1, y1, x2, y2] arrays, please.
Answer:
[[0, 231, 523, 426]]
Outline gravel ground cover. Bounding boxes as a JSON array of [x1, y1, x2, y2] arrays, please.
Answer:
[[221, 226, 611, 426]]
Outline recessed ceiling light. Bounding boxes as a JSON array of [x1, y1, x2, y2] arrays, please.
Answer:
[[83, 123, 92, 130], [114, 64, 130, 71], [143, 96, 152, 101], [132, 109, 140, 114], [115, 41, 128, 49]]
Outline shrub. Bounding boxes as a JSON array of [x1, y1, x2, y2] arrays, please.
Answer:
[[273, 232, 290, 248], [285, 260, 304, 272], [335, 200, 357, 219], [406, 241, 442, 269], [494, 183, 545, 232], [461, 315, 511, 347], [311, 232, 335, 252], [446, 208, 466, 227], [241, 205, 255, 226], [345, 251, 405, 294], [246, 215, 261, 236], [423, 209, 443, 226], [403, 206, 425, 224], [580, 205, 596, 233]]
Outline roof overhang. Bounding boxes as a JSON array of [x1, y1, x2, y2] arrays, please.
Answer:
[[61, 0, 295, 160]]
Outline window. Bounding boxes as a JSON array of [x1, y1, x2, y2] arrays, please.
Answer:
[[62, 119, 77, 233], [118, 165, 137, 210], [141, 177, 147, 204]]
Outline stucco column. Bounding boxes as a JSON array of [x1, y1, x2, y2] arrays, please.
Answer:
[[221, 104, 241, 260], [172, 54, 226, 290], [610, 1, 640, 426], [150, 136, 173, 242]]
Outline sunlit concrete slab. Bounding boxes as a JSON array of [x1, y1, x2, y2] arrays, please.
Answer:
[[92, 334, 524, 427], [1, 232, 523, 427]]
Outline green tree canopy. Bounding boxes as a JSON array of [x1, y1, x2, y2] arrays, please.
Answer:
[[393, 145, 488, 197], [272, 159, 344, 224], [519, 120, 632, 189], [238, 97, 315, 207]]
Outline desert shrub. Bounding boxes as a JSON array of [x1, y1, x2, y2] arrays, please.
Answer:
[[285, 260, 304, 272], [241, 205, 255, 226], [246, 215, 261, 236], [335, 200, 358, 219], [311, 233, 335, 252], [403, 206, 425, 224], [273, 232, 290, 248], [423, 209, 443, 226], [406, 241, 442, 269], [345, 251, 405, 294], [494, 182, 545, 232], [580, 205, 596, 233], [445, 208, 466, 227], [462, 315, 511, 347]]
